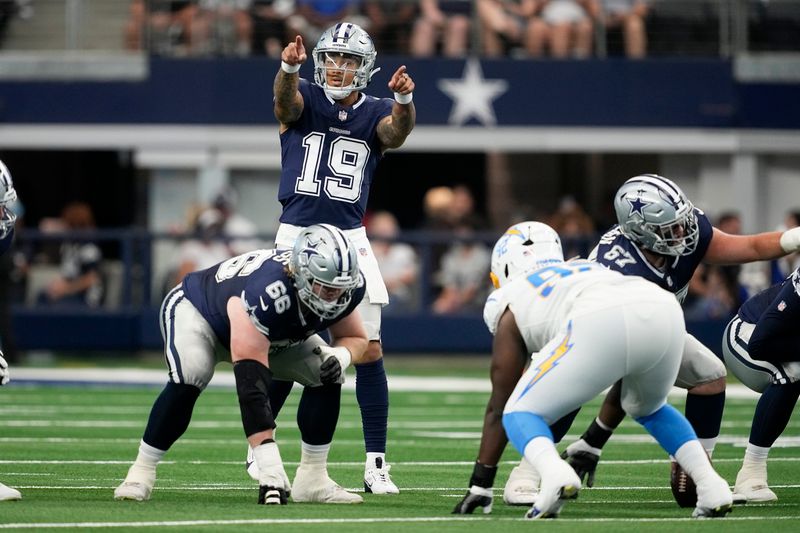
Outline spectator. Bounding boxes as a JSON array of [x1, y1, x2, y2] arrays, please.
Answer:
[[540, 0, 597, 58], [362, 0, 418, 55], [432, 222, 491, 314], [250, 0, 294, 57], [451, 184, 489, 230], [547, 195, 595, 258], [410, 0, 471, 57], [601, 0, 648, 58], [422, 186, 456, 231], [37, 202, 104, 308], [772, 210, 800, 282], [125, 1, 198, 55], [194, 0, 254, 56], [476, 0, 548, 57], [170, 207, 234, 288], [286, 0, 365, 45], [368, 211, 419, 314], [212, 188, 264, 255]]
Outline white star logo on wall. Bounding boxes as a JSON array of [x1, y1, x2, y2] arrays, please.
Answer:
[[437, 58, 509, 127]]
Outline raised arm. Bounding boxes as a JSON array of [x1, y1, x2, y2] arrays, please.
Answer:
[[274, 35, 306, 128], [377, 65, 416, 151]]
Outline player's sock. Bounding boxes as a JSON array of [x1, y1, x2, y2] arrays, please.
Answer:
[[299, 441, 331, 470], [297, 383, 341, 445], [684, 391, 725, 456], [750, 381, 800, 447], [635, 404, 697, 456], [132, 440, 166, 471], [355, 359, 388, 454], [142, 382, 201, 451]]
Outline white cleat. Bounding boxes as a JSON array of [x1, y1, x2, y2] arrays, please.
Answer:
[[364, 457, 399, 495], [0, 482, 21, 501], [292, 468, 363, 504], [693, 472, 733, 518], [524, 459, 580, 519], [732, 465, 777, 503], [503, 461, 540, 506], [114, 466, 155, 501]]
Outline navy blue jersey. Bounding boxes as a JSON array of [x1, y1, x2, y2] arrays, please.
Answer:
[[278, 78, 393, 229], [0, 226, 14, 256], [182, 249, 365, 349], [740, 268, 800, 363], [589, 209, 714, 303]]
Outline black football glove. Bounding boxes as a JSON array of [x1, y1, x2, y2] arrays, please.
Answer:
[[452, 486, 493, 514], [319, 356, 342, 384], [560, 448, 600, 488]]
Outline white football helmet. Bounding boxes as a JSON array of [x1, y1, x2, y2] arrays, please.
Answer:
[[490, 222, 564, 289], [290, 224, 363, 320], [312, 22, 379, 100], [614, 174, 699, 256], [0, 159, 17, 240]]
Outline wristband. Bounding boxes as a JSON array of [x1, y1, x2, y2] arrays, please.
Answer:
[[329, 345, 352, 370], [281, 61, 301, 74], [780, 226, 800, 253], [394, 91, 413, 105], [468, 461, 498, 489]]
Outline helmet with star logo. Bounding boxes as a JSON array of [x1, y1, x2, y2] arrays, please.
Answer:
[[614, 174, 699, 256], [290, 224, 363, 320], [312, 22, 379, 100]]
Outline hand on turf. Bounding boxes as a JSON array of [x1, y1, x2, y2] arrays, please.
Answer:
[[561, 444, 600, 488], [0, 351, 9, 386], [452, 485, 493, 514]]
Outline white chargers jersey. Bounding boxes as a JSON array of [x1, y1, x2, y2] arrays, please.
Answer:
[[485, 260, 656, 353]]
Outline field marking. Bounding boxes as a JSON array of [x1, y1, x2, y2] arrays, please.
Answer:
[[1, 515, 798, 529]]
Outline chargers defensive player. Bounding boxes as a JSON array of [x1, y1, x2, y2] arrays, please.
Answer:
[[262, 22, 416, 494], [0, 159, 21, 501], [722, 266, 800, 502], [453, 222, 732, 519], [115, 224, 367, 504]]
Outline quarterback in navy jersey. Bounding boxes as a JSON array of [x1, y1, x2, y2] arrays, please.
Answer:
[[115, 225, 368, 505], [0, 160, 21, 501], [499, 174, 800, 508], [267, 21, 416, 494], [722, 267, 800, 503]]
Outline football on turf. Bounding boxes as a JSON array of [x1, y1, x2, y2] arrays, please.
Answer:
[[670, 461, 697, 508]]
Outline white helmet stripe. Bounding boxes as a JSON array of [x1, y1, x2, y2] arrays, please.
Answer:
[[319, 223, 351, 273], [627, 174, 681, 203]]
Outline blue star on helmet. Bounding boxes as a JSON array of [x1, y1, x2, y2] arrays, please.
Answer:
[[626, 195, 651, 217]]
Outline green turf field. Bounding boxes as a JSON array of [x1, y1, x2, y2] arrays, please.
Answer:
[[1, 371, 798, 531]]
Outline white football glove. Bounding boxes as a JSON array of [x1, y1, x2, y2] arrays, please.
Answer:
[[0, 351, 9, 386], [780, 227, 800, 253], [313, 345, 352, 384]]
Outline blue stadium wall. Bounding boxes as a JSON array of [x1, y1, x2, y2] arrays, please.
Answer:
[[4, 56, 797, 353]]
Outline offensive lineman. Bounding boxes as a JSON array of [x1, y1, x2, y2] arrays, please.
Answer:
[[453, 222, 732, 519], [115, 224, 367, 504]]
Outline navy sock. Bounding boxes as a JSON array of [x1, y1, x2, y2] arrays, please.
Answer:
[[267, 379, 294, 420], [684, 391, 725, 439], [355, 358, 388, 454], [297, 383, 341, 445], [750, 381, 800, 447], [143, 382, 201, 451]]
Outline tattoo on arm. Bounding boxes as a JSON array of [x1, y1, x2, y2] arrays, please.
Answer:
[[378, 102, 416, 150], [273, 71, 303, 124]]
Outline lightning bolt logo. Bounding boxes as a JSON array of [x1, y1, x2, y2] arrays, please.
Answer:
[[518, 321, 574, 399]]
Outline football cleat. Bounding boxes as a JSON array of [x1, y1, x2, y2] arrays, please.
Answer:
[[670, 461, 698, 508], [258, 485, 288, 505], [503, 461, 540, 505], [0, 481, 21, 501], [114, 465, 155, 501], [693, 470, 733, 519], [523, 459, 580, 519], [732, 464, 777, 503], [292, 468, 363, 504], [364, 457, 399, 495], [692, 503, 733, 518]]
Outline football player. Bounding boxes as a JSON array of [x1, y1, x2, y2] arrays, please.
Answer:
[[550, 174, 800, 505], [0, 159, 21, 502], [115, 224, 367, 504], [722, 266, 800, 502], [453, 222, 732, 519], [263, 21, 416, 494]]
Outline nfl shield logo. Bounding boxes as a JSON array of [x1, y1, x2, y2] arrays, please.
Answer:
[[359, 248, 368, 257], [778, 300, 787, 311], [338, 109, 348, 121]]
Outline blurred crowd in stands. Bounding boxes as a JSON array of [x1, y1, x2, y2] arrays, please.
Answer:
[[112, 0, 800, 58]]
